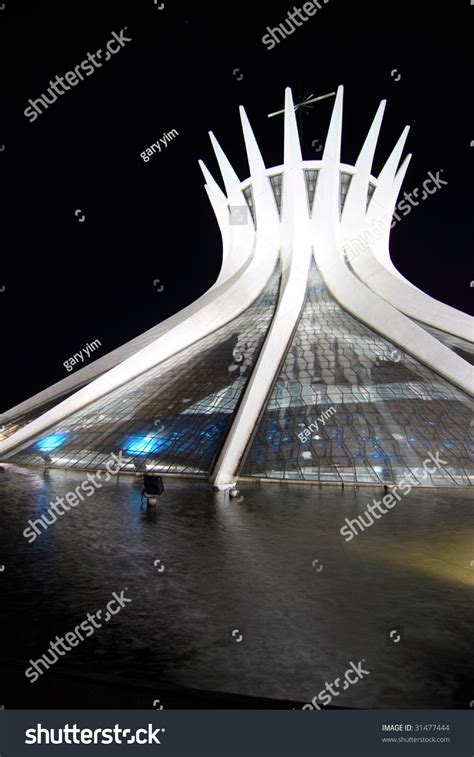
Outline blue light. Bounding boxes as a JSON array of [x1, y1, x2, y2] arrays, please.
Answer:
[[36, 433, 67, 452], [124, 435, 168, 456]]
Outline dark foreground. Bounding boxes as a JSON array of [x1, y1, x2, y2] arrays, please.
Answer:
[[0, 465, 472, 709]]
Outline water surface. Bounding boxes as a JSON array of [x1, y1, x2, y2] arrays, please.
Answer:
[[0, 465, 472, 708]]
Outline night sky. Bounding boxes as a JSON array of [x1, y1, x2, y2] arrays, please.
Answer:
[[1, 0, 472, 410]]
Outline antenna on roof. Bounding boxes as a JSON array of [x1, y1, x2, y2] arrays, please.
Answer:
[[267, 91, 336, 118]]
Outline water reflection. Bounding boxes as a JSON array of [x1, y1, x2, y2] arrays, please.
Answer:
[[0, 464, 472, 708]]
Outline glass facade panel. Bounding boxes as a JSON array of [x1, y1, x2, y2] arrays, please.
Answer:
[[0, 394, 80, 441], [304, 169, 319, 214], [9, 267, 280, 475], [243, 186, 256, 227], [269, 173, 283, 215], [412, 320, 474, 365], [367, 181, 376, 209], [340, 171, 353, 214], [240, 261, 473, 486]]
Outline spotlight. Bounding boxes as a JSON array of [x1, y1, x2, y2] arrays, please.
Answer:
[[141, 474, 165, 507]]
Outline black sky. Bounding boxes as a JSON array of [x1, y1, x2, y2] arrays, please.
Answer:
[[1, 0, 472, 410]]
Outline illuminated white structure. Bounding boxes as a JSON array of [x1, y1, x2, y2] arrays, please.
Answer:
[[1, 87, 472, 488]]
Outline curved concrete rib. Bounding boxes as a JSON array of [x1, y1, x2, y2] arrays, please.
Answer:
[[345, 113, 472, 341], [206, 133, 257, 287], [367, 166, 473, 338], [313, 86, 472, 396], [239, 105, 281, 241], [371, 154, 418, 286], [0, 145, 256, 428], [199, 160, 229, 234], [211, 88, 313, 488], [2, 83, 471, 477], [0, 232, 281, 459], [0, 139, 277, 458], [342, 99, 386, 228]]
